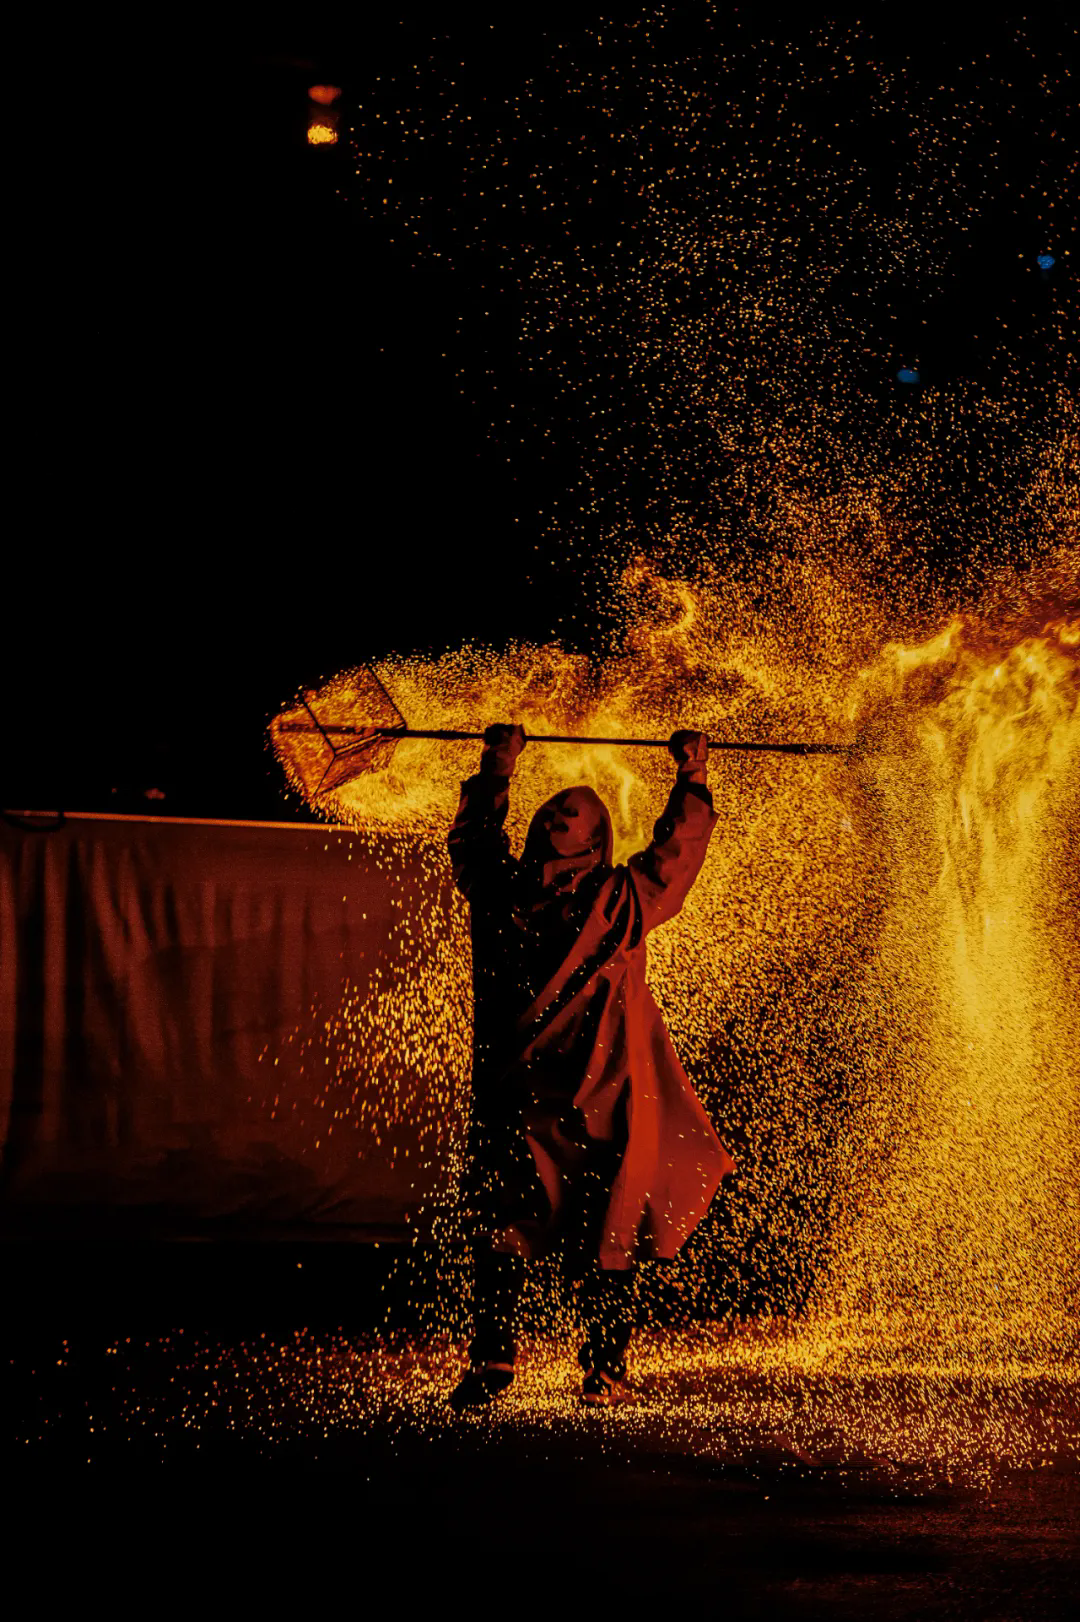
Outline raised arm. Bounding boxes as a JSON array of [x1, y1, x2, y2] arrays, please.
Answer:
[[626, 730, 719, 933], [447, 723, 527, 901]]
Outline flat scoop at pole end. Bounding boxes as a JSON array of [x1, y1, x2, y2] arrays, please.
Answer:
[[269, 668, 408, 802]]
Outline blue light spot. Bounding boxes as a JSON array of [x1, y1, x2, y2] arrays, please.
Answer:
[[896, 367, 920, 384], [1037, 253, 1055, 270]]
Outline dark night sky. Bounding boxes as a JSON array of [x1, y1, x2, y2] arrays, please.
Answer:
[[8, 4, 1073, 820]]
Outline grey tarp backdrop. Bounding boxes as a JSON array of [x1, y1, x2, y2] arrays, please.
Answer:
[[0, 813, 442, 1236]]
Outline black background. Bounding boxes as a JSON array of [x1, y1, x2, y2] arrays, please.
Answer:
[[7, 3, 1073, 819]]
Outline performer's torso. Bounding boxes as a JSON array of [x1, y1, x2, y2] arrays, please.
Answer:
[[468, 867, 617, 1096]]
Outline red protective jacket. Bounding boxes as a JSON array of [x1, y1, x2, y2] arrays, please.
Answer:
[[448, 737, 734, 1271]]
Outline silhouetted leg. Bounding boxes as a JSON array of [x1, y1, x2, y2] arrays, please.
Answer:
[[468, 1246, 525, 1367], [450, 1246, 526, 1412], [578, 1264, 636, 1380]]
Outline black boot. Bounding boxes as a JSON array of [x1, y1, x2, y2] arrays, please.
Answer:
[[578, 1265, 637, 1405], [449, 1249, 525, 1413]]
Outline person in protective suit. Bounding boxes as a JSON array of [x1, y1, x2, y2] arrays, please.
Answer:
[[447, 722, 734, 1409]]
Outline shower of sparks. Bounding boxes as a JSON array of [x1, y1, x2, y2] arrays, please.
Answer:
[[266, 562, 1079, 1352], [16, 12, 1078, 1473]]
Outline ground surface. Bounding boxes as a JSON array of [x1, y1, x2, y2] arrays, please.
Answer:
[[3, 1241, 1076, 1619]]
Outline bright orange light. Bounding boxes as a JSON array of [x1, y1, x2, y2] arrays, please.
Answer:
[[308, 84, 342, 106], [307, 120, 338, 147]]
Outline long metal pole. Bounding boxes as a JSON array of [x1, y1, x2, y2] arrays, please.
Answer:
[[275, 723, 854, 757]]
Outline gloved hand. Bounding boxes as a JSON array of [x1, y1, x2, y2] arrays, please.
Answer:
[[668, 729, 708, 783], [481, 722, 527, 777]]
